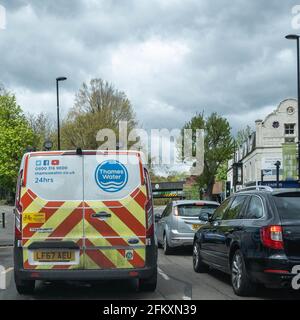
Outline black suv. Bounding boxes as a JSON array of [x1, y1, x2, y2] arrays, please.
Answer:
[[193, 187, 300, 296]]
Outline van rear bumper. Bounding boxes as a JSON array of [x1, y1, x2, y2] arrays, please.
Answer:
[[15, 266, 156, 281]]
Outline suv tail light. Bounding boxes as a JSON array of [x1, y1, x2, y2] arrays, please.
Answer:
[[261, 225, 284, 250]]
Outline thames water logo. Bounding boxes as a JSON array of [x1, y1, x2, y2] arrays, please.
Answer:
[[95, 160, 128, 192]]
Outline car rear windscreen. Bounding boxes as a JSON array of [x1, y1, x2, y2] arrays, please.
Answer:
[[177, 204, 218, 217], [273, 192, 300, 220]]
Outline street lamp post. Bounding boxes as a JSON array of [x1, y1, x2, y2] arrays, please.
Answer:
[[56, 77, 67, 150], [274, 161, 281, 189], [285, 34, 300, 184]]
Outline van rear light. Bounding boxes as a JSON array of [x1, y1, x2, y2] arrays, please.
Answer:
[[15, 226, 22, 241], [15, 209, 22, 241], [144, 168, 154, 241], [261, 225, 284, 250], [146, 205, 154, 239], [15, 169, 23, 241]]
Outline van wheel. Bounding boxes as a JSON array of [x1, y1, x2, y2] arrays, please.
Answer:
[[157, 239, 162, 249], [193, 242, 209, 273], [231, 250, 256, 297], [15, 278, 35, 295], [163, 234, 173, 255], [139, 269, 157, 292]]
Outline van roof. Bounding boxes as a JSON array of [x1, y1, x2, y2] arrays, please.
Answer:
[[25, 150, 145, 156], [24, 150, 147, 164]]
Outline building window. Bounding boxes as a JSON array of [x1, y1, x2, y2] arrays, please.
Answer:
[[287, 106, 295, 115], [285, 124, 295, 135], [285, 137, 295, 143]]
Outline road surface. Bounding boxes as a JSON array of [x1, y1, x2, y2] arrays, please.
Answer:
[[1, 246, 300, 300]]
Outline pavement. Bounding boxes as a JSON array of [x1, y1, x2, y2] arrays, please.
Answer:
[[0, 206, 14, 247], [1, 247, 300, 300]]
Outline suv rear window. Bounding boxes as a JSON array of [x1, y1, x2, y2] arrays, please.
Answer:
[[273, 192, 300, 220], [177, 204, 219, 217]]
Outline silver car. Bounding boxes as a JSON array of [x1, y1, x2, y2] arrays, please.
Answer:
[[155, 200, 219, 254]]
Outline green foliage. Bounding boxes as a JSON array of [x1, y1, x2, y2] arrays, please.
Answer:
[[0, 94, 34, 192], [216, 162, 228, 181], [183, 184, 200, 200], [27, 112, 55, 151], [236, 125, 252, 146], [182, 112, 234, 199], [150, 170, 188, 183]]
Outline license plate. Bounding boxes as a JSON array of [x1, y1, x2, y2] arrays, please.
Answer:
[[33, 250, 75, 262], [192, 224, 201, 230]]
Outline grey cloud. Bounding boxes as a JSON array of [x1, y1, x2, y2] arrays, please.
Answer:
[[0, 0, 299, 133]]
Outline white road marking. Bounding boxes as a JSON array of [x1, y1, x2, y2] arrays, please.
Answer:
[[158, 267, 170, 281], [0, 267, 13, 290], [182, 295, 191, 300], [3, 267, 13, 274]]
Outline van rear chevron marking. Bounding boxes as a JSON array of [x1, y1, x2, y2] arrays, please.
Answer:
[[95, 160, 128, 192]]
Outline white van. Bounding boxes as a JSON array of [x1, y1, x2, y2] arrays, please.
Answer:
[[14, 150, 157, 294]]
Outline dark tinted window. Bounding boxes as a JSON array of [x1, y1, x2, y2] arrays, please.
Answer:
[[211, 198, 231, 221], [246, 196, 264, 219], [273, 193, 300, 220], [224, 195, 247, 220], [161, 204, 172, 218], [177, 204, 219, 217]]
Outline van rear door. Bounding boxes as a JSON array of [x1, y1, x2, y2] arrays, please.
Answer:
[[83, 152, 147, 270], [21, 152, 84, 270]]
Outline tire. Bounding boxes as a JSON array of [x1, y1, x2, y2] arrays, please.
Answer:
[[139, 269, 157, 292], [157, 239, 163, 249], [163, 233, 173, 255], [15, 273, 35, 295], [231, 250, 256, 297], [193, 241, 209, 273]]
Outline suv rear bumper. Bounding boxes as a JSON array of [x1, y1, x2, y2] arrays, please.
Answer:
[[15, 266, 156, 281], [251, 270, 294, 288], [247, 255, 300, 288]]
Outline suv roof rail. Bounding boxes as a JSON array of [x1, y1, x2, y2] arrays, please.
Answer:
[[236, 186, 273, 193]]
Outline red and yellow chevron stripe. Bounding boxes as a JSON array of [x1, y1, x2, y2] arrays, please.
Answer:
[[20, 185, 148, 271]]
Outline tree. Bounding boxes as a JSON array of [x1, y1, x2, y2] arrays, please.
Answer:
[[216, 162, 228, 181], [0, 93, 35, 193], [27, 112, 54, 151], [61, 79, 137, 149], [236, 125, 252, 146], [182, 112, 234, 200]]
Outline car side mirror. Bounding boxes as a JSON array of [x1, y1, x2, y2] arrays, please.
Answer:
[[198, 213, 209, 222], [154, 213, 161, 222]]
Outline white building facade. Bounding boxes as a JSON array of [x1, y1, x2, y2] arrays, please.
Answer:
[[227, 99, 299, 193]]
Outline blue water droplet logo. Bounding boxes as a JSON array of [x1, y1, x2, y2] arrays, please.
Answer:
[[95, 160, 128, 192]]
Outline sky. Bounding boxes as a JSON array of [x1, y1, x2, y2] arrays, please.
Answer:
[[0, 0, 300, 135]]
